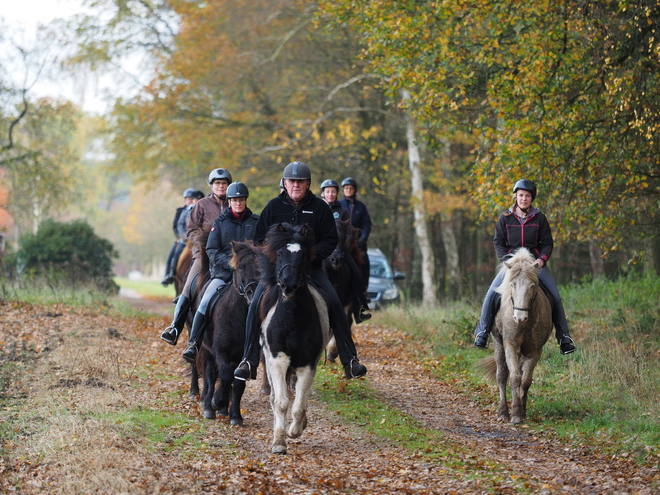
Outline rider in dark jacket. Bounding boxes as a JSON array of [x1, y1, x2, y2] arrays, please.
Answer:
[[162, 188, 195, 286], [474, 179, 576, 355], [234, 162, 368, 381], [182, 182, 259, 363], [160, 168, 232, 347], [339, 177, 372, 292], [321, 179, 371, 323]]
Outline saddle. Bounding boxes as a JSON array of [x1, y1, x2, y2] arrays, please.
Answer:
[[189, 273, 231, 315], [206, 283, 230, 316]]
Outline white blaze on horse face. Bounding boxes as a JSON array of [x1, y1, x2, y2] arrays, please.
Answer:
[[511, 280, 532, 324], [287, 243, 302, 253]]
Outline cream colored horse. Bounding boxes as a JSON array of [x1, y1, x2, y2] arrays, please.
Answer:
[[480, 248, 553, 424]]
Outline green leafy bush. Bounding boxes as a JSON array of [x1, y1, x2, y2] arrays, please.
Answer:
[[7, 219, 119, 293]]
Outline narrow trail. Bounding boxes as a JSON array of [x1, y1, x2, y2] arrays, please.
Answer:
[[0, 298, 657, 493]]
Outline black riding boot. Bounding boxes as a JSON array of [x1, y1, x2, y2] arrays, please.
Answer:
[[160, 295, 190, 345], [474, 289, 501, 348], [353, 292, 372, 323], [182, 310, 206, 363], [346, 253, 371, 323], [543, 288, 577, 355], [234, 282, 265, 381], [161, 271, 175, 286], [548, 296, 576, 354]]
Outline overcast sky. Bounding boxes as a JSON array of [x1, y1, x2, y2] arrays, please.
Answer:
[[1, 0, 128, 114]]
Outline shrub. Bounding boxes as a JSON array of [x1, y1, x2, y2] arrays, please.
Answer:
[[7, 219, 119, 293]]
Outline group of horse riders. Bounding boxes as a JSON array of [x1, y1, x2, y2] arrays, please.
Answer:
[[160, 161, 372, 380]]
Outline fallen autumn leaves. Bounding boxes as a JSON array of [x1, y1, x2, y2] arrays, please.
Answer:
[[0, 299, 658, 494]]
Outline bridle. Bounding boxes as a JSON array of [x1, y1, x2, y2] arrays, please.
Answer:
[[233, 269, 258, 303], [510, 290, 536, 313]]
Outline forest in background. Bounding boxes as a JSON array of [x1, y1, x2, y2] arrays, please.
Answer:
[[2, 0, 660, 303]]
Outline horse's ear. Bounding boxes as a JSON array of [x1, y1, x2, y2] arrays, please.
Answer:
[[275, 223, 286, 233], [503, 259, 513, 270], [300, 224, 310, 237]]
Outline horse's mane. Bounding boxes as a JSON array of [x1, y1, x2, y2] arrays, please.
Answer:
[[335, 217, 350, 242], [495, 248, 539, 299], [229, 239, 258, 270], [260, 223, 315, 283]]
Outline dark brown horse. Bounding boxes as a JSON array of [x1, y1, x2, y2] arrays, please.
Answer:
[[323, 218, 363, 361], [479, 248, 553, 424], [196, 241, 260, 424]]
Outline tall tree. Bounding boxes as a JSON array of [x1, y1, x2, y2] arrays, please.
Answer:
[[319, 0, 660, 256]]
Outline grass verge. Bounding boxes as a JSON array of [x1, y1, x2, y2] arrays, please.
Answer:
[[371, 274, 660, 467]]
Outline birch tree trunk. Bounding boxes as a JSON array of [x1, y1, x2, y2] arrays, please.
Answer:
[[438, 137, 461, 297], [402, 89, 438, 307]]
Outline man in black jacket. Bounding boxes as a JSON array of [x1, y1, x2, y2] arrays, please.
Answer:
[[234, 161, 368, 381]]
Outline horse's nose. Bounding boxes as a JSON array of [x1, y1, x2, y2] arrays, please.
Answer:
[[280, 283, 296, 298], [514, 313, 528, 325]]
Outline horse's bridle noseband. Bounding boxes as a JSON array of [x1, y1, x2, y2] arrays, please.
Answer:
[[511, 291, 536, 312], [233, 270, 258, 303]]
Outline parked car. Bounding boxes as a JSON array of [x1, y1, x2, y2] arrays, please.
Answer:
[[367, 248, 405, 309]]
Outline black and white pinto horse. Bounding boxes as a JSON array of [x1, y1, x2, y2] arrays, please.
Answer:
[[258, 223, 331, 454], [196, 240, 260, 424]]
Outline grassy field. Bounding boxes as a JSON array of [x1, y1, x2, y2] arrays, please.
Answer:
[[114, 277, 176, 299]]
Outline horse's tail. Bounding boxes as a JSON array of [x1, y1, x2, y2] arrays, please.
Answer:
[[477, 356, 498, 383]]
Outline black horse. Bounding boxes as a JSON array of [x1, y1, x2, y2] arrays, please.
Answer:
[[196, 240, 260, 424], [323, 218, 365, 360], [258, 223, 331, 454]]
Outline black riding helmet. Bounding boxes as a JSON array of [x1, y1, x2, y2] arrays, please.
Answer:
[[208, 168, 233, 185], [226, 181, 249, 199], [341, 177, 357, 188], [320, 179, 339, 191], [192, 190, 205, 200], [513, 179, 537, 200], [282, 161, 311, 181]]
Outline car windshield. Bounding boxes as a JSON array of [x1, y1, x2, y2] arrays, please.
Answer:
[[370, 258, 393, 278]]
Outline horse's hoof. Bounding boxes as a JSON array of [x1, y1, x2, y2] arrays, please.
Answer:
[[230, 416, 243, 426], [189, 392, 199, 401], [260, 387, 270, 395], [204, 409, 216, 420], [271, 445, 287, 454], [511, 416, 524, 425], [497, 415, 510, 423]]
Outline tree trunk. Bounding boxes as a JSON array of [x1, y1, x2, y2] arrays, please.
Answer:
[[437, 137, 461, 298], [589, 243, 605, 280], [402, 89, 437, 307]]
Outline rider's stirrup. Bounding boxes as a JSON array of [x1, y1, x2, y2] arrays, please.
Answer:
[[559, 336, 576, 355], [182, 344, 198, 364], [474, 331, 488, 349], [234, 360, 255, 381], [160, 327, 180, 346]]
